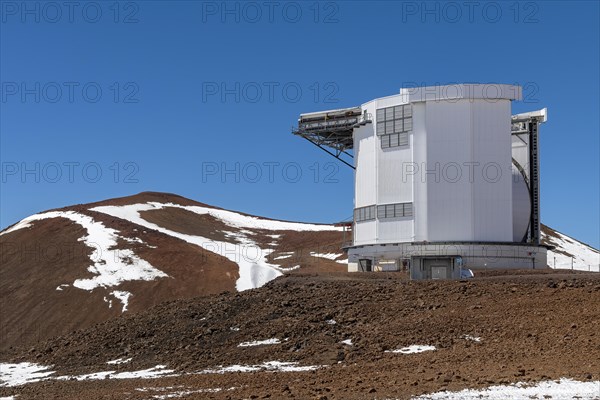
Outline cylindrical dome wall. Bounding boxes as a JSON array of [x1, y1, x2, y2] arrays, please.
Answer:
[[353, 85, 522, 247], [512, 163, 531, 242]]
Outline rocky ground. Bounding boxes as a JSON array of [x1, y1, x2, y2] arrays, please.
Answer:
[[2, 270, 599, 399], [0, 192, 346, 353]]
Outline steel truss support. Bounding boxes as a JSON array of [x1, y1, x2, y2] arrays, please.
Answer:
[[529, 120, 541, 245], [300, 137, 355, 169]]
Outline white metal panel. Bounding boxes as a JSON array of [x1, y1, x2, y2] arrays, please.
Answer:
[[374, 96, 414, 244], [378, 219, 413, 243], [354, 101, 379, 246], [512, 136, 529, 181], [471, 99, 513, 241], [424, 100, 474, 241], [354, 220, 377, 246], [411, 102, 428, 242], [373, 93, 409, 109], [512, 164, 530, 241], [353, 122, 376, 208], [401, 84, 522, 103], [378, 145, 413, 204], [512, 108, 547, 122]]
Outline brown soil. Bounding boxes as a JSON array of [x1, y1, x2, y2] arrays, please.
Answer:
[[139, 207, 239, 243], [0, 207, 241, 354], [0, 193, 344, 354], [2, 192, 598, 399], [2, 272, 599, 399], [264, 230, 348, 274], [0, 217, 111, 355], [470, 267, 591, 278], [82, 191, 218, 209]]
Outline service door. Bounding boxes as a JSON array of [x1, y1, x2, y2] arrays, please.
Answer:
[[431, 265, 448, 280]]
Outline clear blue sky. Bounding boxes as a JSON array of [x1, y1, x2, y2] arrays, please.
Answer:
[[1, 1, 598, 248]]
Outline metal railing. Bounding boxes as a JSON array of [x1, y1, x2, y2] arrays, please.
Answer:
[[295, 113, 372, 134]]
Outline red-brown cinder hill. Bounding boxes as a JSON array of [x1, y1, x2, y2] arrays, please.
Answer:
[[0, 192, 348, 353]]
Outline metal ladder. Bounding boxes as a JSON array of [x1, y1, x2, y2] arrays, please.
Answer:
[[529, 121, 540, 244]]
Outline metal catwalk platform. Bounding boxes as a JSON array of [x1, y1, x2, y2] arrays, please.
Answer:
[[291, 106, 370, 168]]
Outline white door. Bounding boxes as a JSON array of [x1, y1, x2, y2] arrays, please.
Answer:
[[431, 265, 447, 280]]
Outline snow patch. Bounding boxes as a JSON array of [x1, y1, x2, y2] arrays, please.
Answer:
[[93, 202, 340, 233], [55, 284, 69, 291], [326, 319, 337, 325], [122, 236, 144, 244], [274, 265, 301, 272], [110, 290, 132, 312], [0, 363, 176, 387], [0, 363, 55, 387], [310, 252, 344, 261], [341, 339, 353, 346], [55, 365, 176, 381], [0, 211, 168, 296], [200, 361, 322, 374], [91, 203, 286, 291], [238, 338, 281, 347], [463, 335, 482, 342], [106, 358, 132, 365], [147, 388, 223, 399], [413, 378, 600, 399], [544, 230, 600, 272], [103, 296, 113, 309], [386, 345, 436, 354]]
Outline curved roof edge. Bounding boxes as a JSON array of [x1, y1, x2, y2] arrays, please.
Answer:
[[400, 83, 522, 103]]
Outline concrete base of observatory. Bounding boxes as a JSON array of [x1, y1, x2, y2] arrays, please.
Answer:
[[347, 242, 548, 275]]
